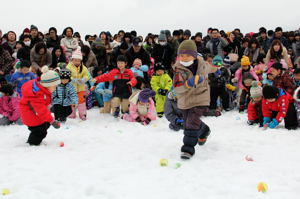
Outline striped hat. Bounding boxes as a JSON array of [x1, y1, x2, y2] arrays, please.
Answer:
[[40, 66, 61, 87], [178, 40, 197, 58]]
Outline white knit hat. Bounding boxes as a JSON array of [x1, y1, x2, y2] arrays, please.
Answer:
[[71, 46, 82, 60], [250, 81, 263, 98], [40, 66, 61, 87]]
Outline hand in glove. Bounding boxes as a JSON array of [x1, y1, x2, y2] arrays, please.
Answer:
[[175, 118, 184, 126], [51, 120, 61, 129], [269, 118, 279, 129], [158, 89, 168, 96], [186, 75, 204, 87]]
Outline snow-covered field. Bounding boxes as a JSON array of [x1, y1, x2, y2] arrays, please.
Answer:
[[0, 109, 300, 199]]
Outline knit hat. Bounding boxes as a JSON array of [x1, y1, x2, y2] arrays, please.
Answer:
[[178, 40, 197, 58], [263, 85, 279, 99], [212, 55, 223, 66], [72, 47, 83, 60], [154, 63, 165, 72], [23, 28, 30, 33], [250, 81, 263, 98], [158, 33, 167, 41], [30, 25, 38, 31], [59, 69, 71, 80], [40, 66, 61, 87], [0, 84, 14, 96], [241, 56, 251, 66], [223, 56, 231, 65], [138, 88, 156, 103]]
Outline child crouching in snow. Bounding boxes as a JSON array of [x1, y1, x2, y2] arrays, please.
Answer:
[[0, 84, 21, 125], [247, 81, 263, 127], [293, 87, 300, 127], [122, 88, 156, 125], [52, 69, 78, 122], [262, 85, 298, 130], [164, 88, 183, 131], [95, 81, 113, 114], [19, 66, 61, 145]]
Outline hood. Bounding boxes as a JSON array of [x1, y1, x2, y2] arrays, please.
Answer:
[[21, 79, 50, 97], [293, 87, 300, 102]]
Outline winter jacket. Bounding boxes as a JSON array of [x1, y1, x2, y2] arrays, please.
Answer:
[[19, 79, 53, 126], [125, 47, 151, 68], [208, 66, 230, 88], [95, 82, 113, 102], [265, 46, 289, 67], [92, 46, 107, 70], [244, 48, 260, 64], [95, 68, 137, 99], [206, 37, 228, 58], [10, 72, 36, 96], [2, 42, 16, 56], [257, 37, 270, 54], [17, 46, 31, 62], [253, 63, 266, 80], [152, 44, 174, 70], [172, 57, 217, 109], [30, 48, 52, 69], [273, 71, 295, 95], [66, 62, 90, 93], [235, 68, 259, 90], [0, 50, 13, 74], [247, 100, 262, 121], [293, 87, 300, 126], [164, 91, 182, 125], [130, 65, 149, 78], [52, 82, 78, 106], [123, 90, 156, 122], [46, 37, 61, 49], [51, 46, 67, 68], [83, 51, 98, 69], [292, 41, 300, 63], [262, 88, 293, 123], [0, 94, 20, 122], [60, 37, 78, 54]]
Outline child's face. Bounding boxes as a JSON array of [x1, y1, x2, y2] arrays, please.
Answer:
[[242, 65, 249, 70], [179, 54, 195, 62], [20, 67, 30, 74], [46, 85, 57, 93], [72, 59, 81, 67], [156, 70, 164, 76], [267, 98, 276, 102], [61, 79, 69, 84], [206, 57, 213, 65], [253, 96, 262, 102], [294, 73, 300, 81], [117, 61, 126, 70], [55, 49, 62, 57]]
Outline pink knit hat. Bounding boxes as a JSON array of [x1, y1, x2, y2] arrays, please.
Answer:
[[72, 47, 82, 60]]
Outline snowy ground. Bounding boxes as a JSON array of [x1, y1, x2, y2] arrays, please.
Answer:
[[0, 109, 300, 199]]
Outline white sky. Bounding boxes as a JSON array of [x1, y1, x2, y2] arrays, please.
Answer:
[[1, 0, 300, 38]]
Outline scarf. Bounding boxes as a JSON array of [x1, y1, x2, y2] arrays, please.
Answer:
[[212, 38, 220, 55]]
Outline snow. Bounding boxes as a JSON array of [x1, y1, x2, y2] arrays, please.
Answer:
[[0, 109, 300, 199]]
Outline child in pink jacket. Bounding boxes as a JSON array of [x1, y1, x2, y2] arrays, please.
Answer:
[[0, 84, 21, 125], [122, 88, 156, 125]]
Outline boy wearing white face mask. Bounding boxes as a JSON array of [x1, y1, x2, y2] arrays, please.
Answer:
[[17, 35, 31, 62], [173, 40, 220, 159]]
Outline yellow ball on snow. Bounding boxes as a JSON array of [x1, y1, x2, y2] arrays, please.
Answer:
[[2, 188, 11, 195], [257, 182, 268, 193], [160, 159, 168, 167]]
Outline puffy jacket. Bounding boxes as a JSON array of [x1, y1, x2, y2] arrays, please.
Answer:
[[95, 68, 137, 99], [247, 100, 262, 121], [208, 67, 230, 88], [235, 68, 259, 90], [130, 65, 148, 78], [95, 82, 113, 102], [19, 79, 53, 126], [10, 72, 36, 96], [67, 62, 90, 92], [52, 82, 78, 106], [262, 89, 293, 123], [0, 94, 20, 122], [164, 91, 182, 124]]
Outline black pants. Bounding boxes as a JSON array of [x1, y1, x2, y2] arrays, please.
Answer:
[[239, 89, 250, 108], [210, 87, 229, 110], [181, 106, 210, 155], [53, 104, 72, 121], [27, 122, 50, 145], [271, 103, 298, 129]]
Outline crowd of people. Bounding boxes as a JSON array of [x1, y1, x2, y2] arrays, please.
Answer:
[[0, 25, 300, 159]]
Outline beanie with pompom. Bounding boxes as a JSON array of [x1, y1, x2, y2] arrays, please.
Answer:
[[250, 81, 263, 98], [40, 66, 61, 87], [72, 46, 83, 60]]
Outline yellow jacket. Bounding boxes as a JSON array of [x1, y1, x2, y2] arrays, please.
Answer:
[[67, 62, 90, 92]]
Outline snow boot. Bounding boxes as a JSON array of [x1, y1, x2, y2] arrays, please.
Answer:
[[180, 152, 192, 160], [113, 107, 120, 118], [78, 103, 87, 121], [198, 123, 211, 146]]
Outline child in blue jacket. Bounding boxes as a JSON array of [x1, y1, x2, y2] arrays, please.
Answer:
[[10, 60, 36, 96], [52, 69, 78, 122], [95, 81, 113, 113]]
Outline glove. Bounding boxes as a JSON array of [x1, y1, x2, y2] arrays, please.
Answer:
[[175, 118, 184, 126], [226, 84, 237, 91], [263, 117, 271, 125], [143, 118, 151, 126], [247, 120, 255, 125], [269, 118, 279, 129], [158, 89, 168, 96], [51, 120, 61, 129], [186, 75, 204, 87], [214, 69, 222, 77]]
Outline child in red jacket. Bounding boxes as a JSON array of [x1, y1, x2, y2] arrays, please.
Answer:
[[262, 85, 298, 130], [94, 55, 137, 117], [19, 66, 61, 145], [247, 81, 263, 127]]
